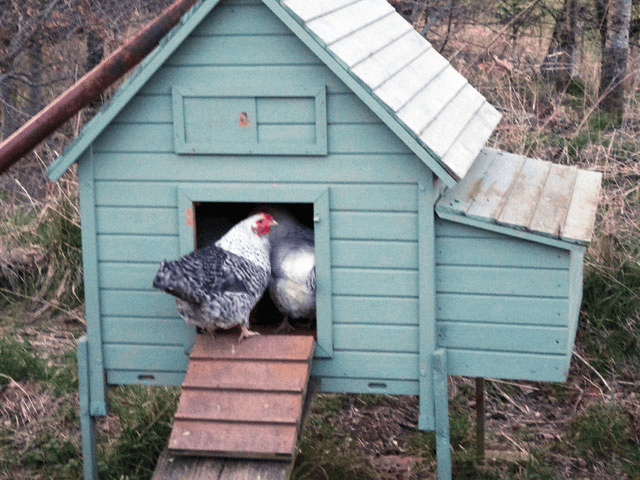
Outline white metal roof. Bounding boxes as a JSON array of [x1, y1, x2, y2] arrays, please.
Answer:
[[280, 0, 502, 180]]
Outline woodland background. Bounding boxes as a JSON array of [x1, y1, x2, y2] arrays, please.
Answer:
[[1, 0, 640, 478]]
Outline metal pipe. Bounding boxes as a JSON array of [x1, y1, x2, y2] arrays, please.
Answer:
[[0, 0, 200, 176]]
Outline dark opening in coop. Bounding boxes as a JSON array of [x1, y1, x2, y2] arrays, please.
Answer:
[[193, 202, 317, 336]]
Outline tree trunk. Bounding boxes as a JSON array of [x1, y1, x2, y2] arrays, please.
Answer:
[[541, 0, 585, 90], [599, 0, 631, 116]]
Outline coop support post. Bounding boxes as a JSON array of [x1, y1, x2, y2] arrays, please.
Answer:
[[433, 348, 452, 480], [78, 336, 98, 480], [418, 178, 437, 430]]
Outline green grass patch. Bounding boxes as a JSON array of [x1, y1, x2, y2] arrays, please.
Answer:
[[98, 385, 179, 480], [292, 394, 379, 480], [568, 403, 640, 477], [0, 338, 49, 387], [579, 263, 640, 372]]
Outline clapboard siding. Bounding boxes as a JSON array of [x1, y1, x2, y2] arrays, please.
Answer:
[[435, 218, 573, 380], [93, 182, 417, 210], [93, 123, 410, 154], [167, 35, 321, 66], [113, 92, 382, 125], [92, 153, 426, 183]]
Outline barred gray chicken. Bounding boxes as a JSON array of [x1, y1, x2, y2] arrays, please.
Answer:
[[267, 211, 316, 331], [153, 213, 277, 340]]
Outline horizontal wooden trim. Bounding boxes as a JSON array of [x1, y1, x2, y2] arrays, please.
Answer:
[[311, 351, 418, 380], [94, 181, 417, 211], [437, 293, 569, 325], [334, 324, 418, 353], [437, 236, 569, 269], [437, 321, 568, 355], [437, 265, 569, 298], [445, 349, 570, 381], [93, 123, 410, 155], [92, 153, 423, 183]]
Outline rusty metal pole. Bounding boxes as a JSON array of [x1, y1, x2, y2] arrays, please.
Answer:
[[0, 0, 200, 176]]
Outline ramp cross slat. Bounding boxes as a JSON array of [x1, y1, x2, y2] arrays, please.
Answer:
[[168, 333, 315, 460]]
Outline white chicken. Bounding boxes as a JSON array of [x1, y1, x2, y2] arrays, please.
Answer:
[[153, 213, 277, 340], [267, 211, 316, 331]]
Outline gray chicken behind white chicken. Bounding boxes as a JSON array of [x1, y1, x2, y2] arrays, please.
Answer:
[[153, 213, 277, 340], [267, 211, 316, 331]]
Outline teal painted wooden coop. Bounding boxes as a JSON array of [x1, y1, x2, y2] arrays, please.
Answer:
[[46, 0, 602, 478]]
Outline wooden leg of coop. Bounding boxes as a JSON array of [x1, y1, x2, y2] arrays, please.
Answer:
[[78, 336, 98, 480], [433, 349, 452, 480]]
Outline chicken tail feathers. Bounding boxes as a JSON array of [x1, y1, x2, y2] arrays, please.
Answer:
[[153, 260, 203, 304]]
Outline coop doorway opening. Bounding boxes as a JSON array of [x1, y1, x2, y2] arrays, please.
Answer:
[[193, 201, 317, 337]]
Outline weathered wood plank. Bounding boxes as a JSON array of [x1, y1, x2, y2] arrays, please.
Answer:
[[436, 148, 496, 216], [437, 321, 568, 354], [561, 169, 602, 243], [169, 420, 298, 458], [153, 448, 291, 480], [190, 334, 315, 361], [175, 390, 302, 423], [182, 360, 310, 392], [497, 156, 551, 228], [528, 164, 578, 237], [464, 152, 525, 219]]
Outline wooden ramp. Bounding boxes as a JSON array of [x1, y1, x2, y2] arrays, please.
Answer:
[[168, 333, 315, 460]]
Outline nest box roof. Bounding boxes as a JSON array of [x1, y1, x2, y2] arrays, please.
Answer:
[[47, 0, 501, 186]]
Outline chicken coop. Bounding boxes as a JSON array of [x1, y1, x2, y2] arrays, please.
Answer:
[[45, 0, 601, 478]]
